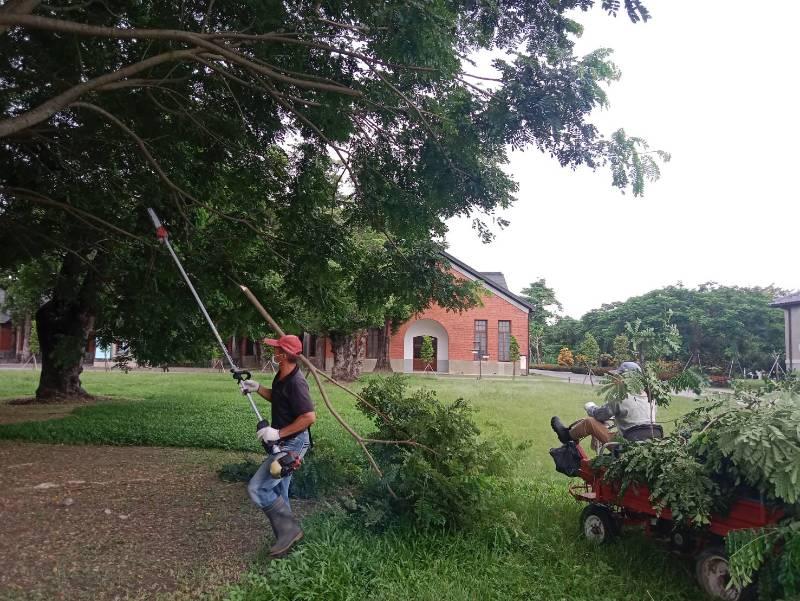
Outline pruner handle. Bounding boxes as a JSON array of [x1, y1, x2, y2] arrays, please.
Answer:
[[232, 369, 252, 382]]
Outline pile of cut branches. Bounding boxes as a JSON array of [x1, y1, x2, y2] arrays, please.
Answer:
[[594, 379, 800, 599]]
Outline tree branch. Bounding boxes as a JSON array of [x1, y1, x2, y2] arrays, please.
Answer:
[[0, 48, 200, 137], [0, 14, 362, 97], [1, 186, 143, 240], [0, 0, 41, 34]]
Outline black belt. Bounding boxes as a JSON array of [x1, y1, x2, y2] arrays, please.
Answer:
[[279, 427, 312, 447]]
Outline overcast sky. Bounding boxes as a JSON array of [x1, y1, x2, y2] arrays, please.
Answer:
[[445, 1, 799, 318]]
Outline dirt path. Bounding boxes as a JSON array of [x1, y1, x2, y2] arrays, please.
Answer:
[[0, 442, 311, 600]]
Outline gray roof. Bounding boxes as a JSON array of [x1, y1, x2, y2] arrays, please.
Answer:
[[770, 292, 800, 308], [440, 251, 534, 312], [479, 272, 509, 290], [0, 289, 9, 324]]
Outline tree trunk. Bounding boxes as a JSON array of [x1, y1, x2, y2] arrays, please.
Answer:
[[373, 318, 393, 372], [35, 254, 101, 401], [330, 330, 365, 382]]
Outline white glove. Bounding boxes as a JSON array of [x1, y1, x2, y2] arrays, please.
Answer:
[[240, 380, 260, 395], [256, 426, 280, 443], [584, 401, 598, 413]]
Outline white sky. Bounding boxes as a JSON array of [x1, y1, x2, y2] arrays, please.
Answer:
[[445, 0, 800, 318]]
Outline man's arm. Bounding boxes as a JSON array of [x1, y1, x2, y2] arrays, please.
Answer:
[[587, 401, 618, 422], [255, 384, 272, 402], [278, 411, 316, 439]]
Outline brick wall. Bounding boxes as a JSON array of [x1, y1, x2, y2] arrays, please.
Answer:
[[389, 280, 529, 364]]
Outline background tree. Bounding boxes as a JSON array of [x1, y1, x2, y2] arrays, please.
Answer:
[[1, 258, 57, 362], [579, 284, 785, 371], [509, 335, 520, 379], [612, 334, 631, 364], [520, 278, 563, 364], [0, 0, 665, 399], [543, 316, 584, 362], [578, 332, 600, 367]]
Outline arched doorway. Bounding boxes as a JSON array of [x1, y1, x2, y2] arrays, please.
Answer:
[[412, 336, 438, 372], [402, 319, 449, 373]]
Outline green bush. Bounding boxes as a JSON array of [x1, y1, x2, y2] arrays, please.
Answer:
[[352, 375, 527, 529]]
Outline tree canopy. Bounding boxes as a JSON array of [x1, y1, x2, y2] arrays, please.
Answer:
[[541, 284, 787, 370], [0, 0, 664, 397]]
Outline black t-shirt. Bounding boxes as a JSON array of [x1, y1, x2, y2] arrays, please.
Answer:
[[270, 364, 314, 430]]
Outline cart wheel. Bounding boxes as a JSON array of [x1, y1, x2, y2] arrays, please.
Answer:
[[695, 547, 754, 601], [580, 505, 617, 544], [669, 529, 693, 553]]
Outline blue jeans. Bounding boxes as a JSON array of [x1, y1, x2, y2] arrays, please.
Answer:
[[248, 430, 310, 510]]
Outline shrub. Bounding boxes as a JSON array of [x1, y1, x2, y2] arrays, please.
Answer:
[[598, 353, 615, 367], [655, 359, 682, 381], [708, 374, 731, 388], [353, 375, 527, 529], [556, 347, 574, 367], [529, 363, 573, 372]]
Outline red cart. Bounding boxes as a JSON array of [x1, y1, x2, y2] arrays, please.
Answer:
[[569, 443, 784, 601]]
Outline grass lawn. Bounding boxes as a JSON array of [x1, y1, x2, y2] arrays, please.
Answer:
[[0, 370, 709, 600]]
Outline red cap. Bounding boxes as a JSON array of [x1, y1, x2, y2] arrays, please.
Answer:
[[262, 334, 303, 356]]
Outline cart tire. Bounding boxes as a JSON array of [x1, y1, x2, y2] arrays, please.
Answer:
[[580, 505, 617, 544], [695, 547, 755, 601]]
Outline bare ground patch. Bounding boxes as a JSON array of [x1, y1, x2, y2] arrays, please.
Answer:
[[0, 442, 313, 600], [0, 397, 118, 425]]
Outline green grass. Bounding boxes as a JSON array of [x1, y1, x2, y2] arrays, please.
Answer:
[[0, 370, 709, 600]]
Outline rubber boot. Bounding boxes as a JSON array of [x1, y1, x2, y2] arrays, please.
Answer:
[[550, 416, 572, 445], [262, 496, 303, 558]]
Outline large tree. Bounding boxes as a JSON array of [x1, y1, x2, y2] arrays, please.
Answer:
[[0, 0, 665, 399]]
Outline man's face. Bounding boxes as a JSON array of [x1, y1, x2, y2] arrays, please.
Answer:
[[273, 348, 287, 365]]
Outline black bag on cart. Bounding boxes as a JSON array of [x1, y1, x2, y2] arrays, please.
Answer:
[[549, 441, 582, 477]]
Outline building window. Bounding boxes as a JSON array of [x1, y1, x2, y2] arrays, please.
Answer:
[[498, 320, 511, 361], [307, 334, 318, 357], [366, 327, 381, 359], [474, 320, 487, 358]]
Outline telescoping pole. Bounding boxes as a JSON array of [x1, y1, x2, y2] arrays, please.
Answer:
[[146, 208, 263, 422]]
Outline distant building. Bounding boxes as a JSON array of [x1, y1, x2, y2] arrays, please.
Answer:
[[770, 292, 800, 372], [303, 252, 532, 376]]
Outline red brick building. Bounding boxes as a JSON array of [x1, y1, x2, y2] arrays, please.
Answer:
[[307, 253, 533, 376], [384, 252, 531, 375]]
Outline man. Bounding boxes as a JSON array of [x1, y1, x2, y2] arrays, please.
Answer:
[[550, 362, 660, 445], [240, 334, 316, 558]]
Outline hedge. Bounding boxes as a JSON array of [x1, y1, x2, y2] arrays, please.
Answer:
[[530, 364, 612, 376]]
